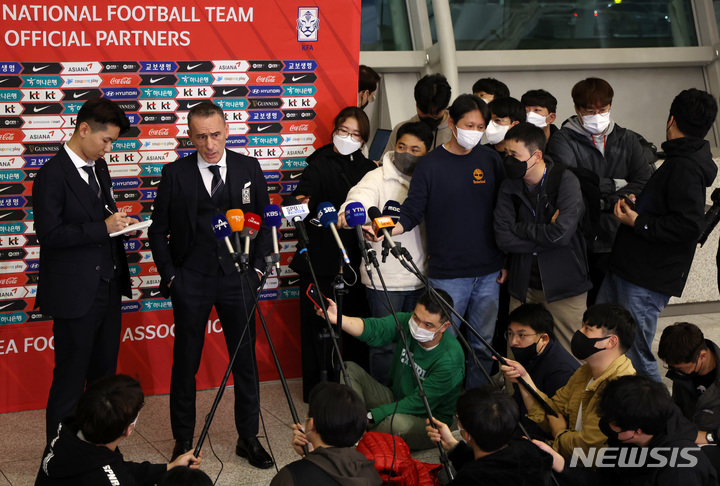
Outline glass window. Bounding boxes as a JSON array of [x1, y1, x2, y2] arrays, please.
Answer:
[[427, 0, 697, 50], [361, 0, 414, 50]]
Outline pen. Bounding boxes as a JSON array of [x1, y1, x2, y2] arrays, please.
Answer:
[[105, 205, 115, 215]]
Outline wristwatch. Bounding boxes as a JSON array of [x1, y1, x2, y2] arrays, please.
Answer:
[[367, 411, 375, 424], [707, 431, 716, 444]]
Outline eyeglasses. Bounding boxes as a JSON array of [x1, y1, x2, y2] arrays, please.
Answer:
[[336, 126, 363, 142], [504, 330, 539, 343]]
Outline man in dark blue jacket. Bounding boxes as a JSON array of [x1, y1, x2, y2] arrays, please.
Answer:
[[495, 123, 591, 351], [596, 89, 718, 382]]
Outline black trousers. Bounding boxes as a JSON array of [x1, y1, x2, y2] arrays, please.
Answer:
[[169, 265, 260, 440], [46, 278, 121, 441]]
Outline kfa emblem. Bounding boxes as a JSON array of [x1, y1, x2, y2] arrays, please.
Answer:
[[297, 7, 319, 42]]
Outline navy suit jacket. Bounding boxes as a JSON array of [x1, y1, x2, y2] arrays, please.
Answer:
[[33, 148, 131, 319], [148, 150, 271, 297]]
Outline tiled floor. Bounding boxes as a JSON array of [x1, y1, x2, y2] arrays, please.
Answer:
[[2, 310, 718, 485]]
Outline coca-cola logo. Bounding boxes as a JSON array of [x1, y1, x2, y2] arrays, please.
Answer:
[[255, 75, 277, 83], [110, 77, 133, 85], [148, 128, 170, 136], [118, 205, 133, 213], [289, 124, 309, 132], [0, 132, 15, 140], [148, 266, 158, 274], [0, 276, 18, 285]]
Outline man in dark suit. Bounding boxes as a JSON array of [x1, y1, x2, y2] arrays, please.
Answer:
[[33, 97, 133, 441], [149, 102, 273, 468]]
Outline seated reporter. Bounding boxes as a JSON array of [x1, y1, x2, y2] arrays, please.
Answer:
[[271, 382, 381, 486], [427, 386, 554, 486], [36, 374, 200, 486], [317, 289, 464, 450]]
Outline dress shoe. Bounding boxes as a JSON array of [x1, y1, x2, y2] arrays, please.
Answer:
[[171, 440, 193, 462], [236, 436, 274, 469]]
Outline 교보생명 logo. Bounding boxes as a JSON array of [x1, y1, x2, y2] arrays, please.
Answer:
[[297, 7, 319, 42]]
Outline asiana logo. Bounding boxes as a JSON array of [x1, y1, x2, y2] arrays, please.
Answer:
[[473, 168, 485, 184], [297, 7, 319, 42]]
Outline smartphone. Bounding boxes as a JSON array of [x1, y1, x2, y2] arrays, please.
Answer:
[[622, 195, 636, 210], [306, 283, 330, 309]]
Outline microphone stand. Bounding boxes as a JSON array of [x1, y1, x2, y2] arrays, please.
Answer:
[[295, 235, 352, 388], [396, 246, 558, 418], [366, 245, 454, 480], [332, 260, 346, 378]]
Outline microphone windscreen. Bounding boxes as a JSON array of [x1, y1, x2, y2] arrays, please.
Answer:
[[245, 212, 262, 239], [345, 202, 367, 227], [382, 200, 401, 223], [317, 202, 339, 227], [226, 209, 245, 232], [212, 214, 233, 239], [367, 206, 382, 221], [263, 204, 282, 228]]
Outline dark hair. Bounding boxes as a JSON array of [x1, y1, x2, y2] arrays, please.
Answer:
[[521, 89, 558, 114], [334, 106, 370, 143], [397, 121, 433, 153], [582, 303, 636, 352], [472, 78, 510, 99], [508, 303, 556, 341], [414, 74, 452, 115], [308, 382, 366, 447], [572, 78, 614, 109], [448, 94, 490, 128], [187, 101, 225, 127], [669, 88, 718, 139], [505, 122, 548, 154], [658, 322, 708, 365], [488, 97, 526, 123], [76, 374, 144, 444], [456, 386, 518, 452], [417, 288, 454, 323], [359, 65, 381, 93], [598, 375, 674, 436], [76, 97, 130, 134], [159, 467, 213, 486]]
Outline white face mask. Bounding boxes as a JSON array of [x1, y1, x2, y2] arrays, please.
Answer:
[[333, 133, 362, 156], [581, 112, 611, 134], [408, 316, 438, 343], [526, 111, 548, 128], [484, 120, 510, 145], [454, 126, 484, 150]]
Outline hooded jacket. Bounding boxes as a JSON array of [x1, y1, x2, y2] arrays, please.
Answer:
[[547, 117, 652, 252], [34, 420, 167, 486], [446, 439, 554, 486], [270, 446, 382, 486], [494, 157, 592, 302], [608, 137, 718, 297], [339, 151, 427, 291], [561, 407, 717, 486]]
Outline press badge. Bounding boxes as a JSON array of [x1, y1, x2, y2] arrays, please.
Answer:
[[242, 181, 251, 204]]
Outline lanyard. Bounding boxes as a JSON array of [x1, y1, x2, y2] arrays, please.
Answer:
[[530, 166, 547, 218]]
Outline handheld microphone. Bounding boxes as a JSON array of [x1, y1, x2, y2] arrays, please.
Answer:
[[383, 200, 402, 223], [264, 204, 282, 272], [281, 198, 311, 248], [344, 202, 370, 270], [317, 202, 350, 265], [226, 209, 245, 253], [368, 206, 404, 263], [212, 214, 235, 256], [240, 212, 262, 256]]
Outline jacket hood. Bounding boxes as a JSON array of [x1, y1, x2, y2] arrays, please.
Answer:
[[305, 446, 381, 485], [41, 421, 122, 480], [453, 439, 553, 485], [380, 151, 412, 187], [661, 137, 717, 187]]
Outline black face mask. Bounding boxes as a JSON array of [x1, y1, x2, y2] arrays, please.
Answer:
[[392, 152, 419, 176], [419, 115, 442, 130], [570, 330, 611, 361], [511, 342, 540, 366], [502, 151, 537, 180], [599, 417, 636, 446]]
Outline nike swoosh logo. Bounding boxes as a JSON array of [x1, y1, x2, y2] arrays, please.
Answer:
[[150, 290, 161, 296], [0, 79, 8, 84], [0, 187, 11, 193], [150, 180, 161, 186], [73, 91, 90, 99], [288, 279, 299, 285], [292, 75, 305, 82], [0, 302, 13, 309], [149, 77, 165, 84], [187, 102, 201, 109], [187, 63, 202, 70], [32, 65, 49, 73], [257, 125, 271, 132], [33, 106, 50, 113], [222, 88, 238, 95], [0, 213, 10, 219], [290, 173, 302, 179]]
